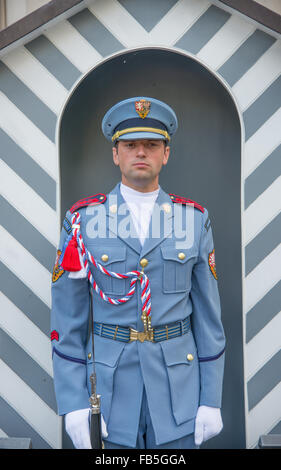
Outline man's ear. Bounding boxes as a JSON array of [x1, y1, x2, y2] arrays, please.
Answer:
[[112, 146, 119, 166], [162, 145, 170, 166]]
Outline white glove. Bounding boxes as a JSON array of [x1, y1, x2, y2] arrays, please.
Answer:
[[65, 408, 108, 449], [194, 406, 223, 446]]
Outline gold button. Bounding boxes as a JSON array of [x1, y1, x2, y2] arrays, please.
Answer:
[[109, 204, 117, 213], [101, 254, 109, 262], [140, 258, 148, 268], [178, 252, 186, 260], [88, 353, 92, 360], [187, 354, 194, 361], [162, 203, 171, 214]]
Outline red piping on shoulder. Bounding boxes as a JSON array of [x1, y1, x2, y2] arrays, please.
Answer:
[[69, 193, 107, 213], [169, 193, 205, 213]]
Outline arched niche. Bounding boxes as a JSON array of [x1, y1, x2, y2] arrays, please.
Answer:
[[58, 47, 244, 449]]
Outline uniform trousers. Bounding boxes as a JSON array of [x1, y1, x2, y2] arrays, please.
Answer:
[[103, 386, 199, 449]]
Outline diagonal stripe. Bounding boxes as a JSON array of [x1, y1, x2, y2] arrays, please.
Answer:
[[244, 144, 281, 209], [245, 212, 281, 276], [247, 350, 281, 411], [149, 0, 210, 45], [0, 161, 58, 247], [245, 312, 281, 386], [0, 261, 50, 336], [243, 175, 281, 245], [232, 40, 281, 112], [0, 428, 8, 438], [270, 421, 281, 434], [89, 0, 149, 47], [246, 313, 281, 380], [0, 396, 52, 449], [25, 35, 81, 90], [0, 128, 56, 210], [0, 292, 52, 377], [247, 383, 281, 448], [0, 328, 56, 411], [1, 46, 68, 115], [244, 243, 281, 313], [218, 29, 276, 87], [68, 8, 124, 56], [0, 226, 51, 308], [244, 108, 281, 178], [243, 75, 281, 141], [44, 19, 102, 74], [246, 280, 281, 343], [0, 61, 57, 142], [0, 196, 56, 272], [0, 360, 61, 449], [197, 14, 255, 70], [0, 92, 57, 181], [175, 4, 230, 54], [118, 0, 178, 32]]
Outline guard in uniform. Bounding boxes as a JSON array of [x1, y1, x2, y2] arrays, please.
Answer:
[[51, 97, 226, 449]]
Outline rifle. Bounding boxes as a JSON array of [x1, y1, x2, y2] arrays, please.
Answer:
[[89, 288, 102, 449]]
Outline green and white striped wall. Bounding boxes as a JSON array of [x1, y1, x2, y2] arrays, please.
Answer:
[[0, 0, 280, 448]]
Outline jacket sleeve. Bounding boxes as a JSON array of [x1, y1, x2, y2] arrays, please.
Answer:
[[51, 210, 90, 415], [190, 208, 226, 408]]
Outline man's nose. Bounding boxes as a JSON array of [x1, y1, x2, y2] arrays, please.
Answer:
[[135, 144, 146, 156]]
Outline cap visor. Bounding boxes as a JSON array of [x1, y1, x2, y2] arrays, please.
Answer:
[[117, 131, 166, 141]]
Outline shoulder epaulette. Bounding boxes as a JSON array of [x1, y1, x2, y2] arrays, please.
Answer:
[[169, 193, 205, 213], [70, 193, 107, 213]]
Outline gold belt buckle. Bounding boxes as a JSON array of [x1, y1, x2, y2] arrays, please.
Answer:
[[129, 328, 154, 342]]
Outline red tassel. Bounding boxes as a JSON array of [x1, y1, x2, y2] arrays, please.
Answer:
[[61, 236, 82, 271]]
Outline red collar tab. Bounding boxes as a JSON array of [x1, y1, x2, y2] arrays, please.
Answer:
[[70, 193, 107, 213], [169, 193, 205, 213]]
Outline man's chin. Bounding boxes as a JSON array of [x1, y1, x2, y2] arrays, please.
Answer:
[[125, 175, 155, 190], [130, 171, 152, 182]]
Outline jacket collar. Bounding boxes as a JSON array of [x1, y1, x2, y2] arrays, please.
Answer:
[[105, 182, 174, 256]]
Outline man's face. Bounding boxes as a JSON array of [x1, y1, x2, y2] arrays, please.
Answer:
[[112, 139, 170, 191]]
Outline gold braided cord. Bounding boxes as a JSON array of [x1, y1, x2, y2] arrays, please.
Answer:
[[112, 127, 170, 142]]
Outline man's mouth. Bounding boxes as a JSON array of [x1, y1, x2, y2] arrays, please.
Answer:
[[133, 162, 149, 167]]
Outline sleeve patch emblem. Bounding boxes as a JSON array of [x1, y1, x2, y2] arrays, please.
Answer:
[[52, 250, 64, 283], [51, 330, 59, 341], [204, 216, 211, 232], [63, 216, 72, 234], [208, 249, 217, 280]]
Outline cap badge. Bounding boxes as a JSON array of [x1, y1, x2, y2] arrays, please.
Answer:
[[135, 99, 151, 119]]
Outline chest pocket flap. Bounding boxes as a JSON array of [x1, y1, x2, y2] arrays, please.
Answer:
[[161, 246, 197, 293], [90, 245, 127, 296]]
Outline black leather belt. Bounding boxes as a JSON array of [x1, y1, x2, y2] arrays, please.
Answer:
[[94, 316, 190, 343]]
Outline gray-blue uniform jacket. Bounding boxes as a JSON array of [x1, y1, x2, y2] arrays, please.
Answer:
[[51, 182, 225, 447]]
